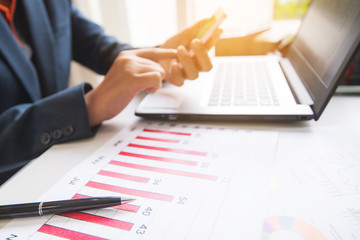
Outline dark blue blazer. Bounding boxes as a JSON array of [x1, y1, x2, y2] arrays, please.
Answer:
[[0, 0, 133, 177]]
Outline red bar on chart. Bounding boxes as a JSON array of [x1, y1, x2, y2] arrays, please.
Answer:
[[113, 203, 140, 213], [128, 143, 207, 156], [136, 136, 180, 143], [143, 128, 191, 136], [98, 170, 150, 183], [58, 212, 134, 231], [110, 161, 218, 181], [86, 181, 174, 202], [72, 194, 140, 213], [73, 193, 90, 199], [38, 224, 107, 240], [119, 151, 197, 166]]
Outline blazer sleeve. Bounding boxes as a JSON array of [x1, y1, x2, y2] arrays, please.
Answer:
[[0, 2, 134, 176], [71, 4, 134, 75], [0, 83, 97, 174]]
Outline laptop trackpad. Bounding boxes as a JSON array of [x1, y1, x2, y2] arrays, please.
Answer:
[[142, 88, 184, 109]]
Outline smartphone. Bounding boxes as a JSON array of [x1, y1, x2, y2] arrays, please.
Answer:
[[196, 8, 227, 44]]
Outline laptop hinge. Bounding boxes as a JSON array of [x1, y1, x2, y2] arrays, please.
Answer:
[[279, 58, 314, 105]]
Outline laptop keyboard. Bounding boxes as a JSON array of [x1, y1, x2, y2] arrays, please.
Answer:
[[208, 61, 280, 106]]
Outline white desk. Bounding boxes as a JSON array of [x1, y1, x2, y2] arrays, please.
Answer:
[[1, 93, 359, 231]]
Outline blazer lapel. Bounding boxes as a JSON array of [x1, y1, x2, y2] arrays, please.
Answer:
[[0, 16, 41, 101], [22, 0, 57, 97]]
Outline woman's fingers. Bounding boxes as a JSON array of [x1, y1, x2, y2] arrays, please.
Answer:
[[168, 39, 214, 84], [177, 46, 198, 80], [191, 39, 213, 72], [168, 60, 185, 86], [136, 48, 177, 62], [138, 71, 164, 92]]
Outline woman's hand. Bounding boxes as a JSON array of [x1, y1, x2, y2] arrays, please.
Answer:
[[159, 19, 223, 86], [85, 48, 176, 126]]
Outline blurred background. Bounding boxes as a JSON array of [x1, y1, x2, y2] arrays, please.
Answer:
[[72, 0, 310, 47], [72, 0, 360, 89], [70, 0, 311, 86]]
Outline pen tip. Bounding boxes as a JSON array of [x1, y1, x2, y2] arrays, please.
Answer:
[[121, 198, 135, 204]]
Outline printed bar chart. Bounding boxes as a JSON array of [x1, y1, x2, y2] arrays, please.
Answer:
[[0, 121, 281, 240], [143, 128, 191, 136], [98, 169, 150, 183], [86, 181, 174, 202], [135, 136, 180, 143], [128, 143, 207, 156], [58, 212, 134, 231], [119, 151, 198, 166], [38, 224, 107, 240], [72, 194, 140, 213], [110, 160, 218, 181], [112, 203, 140, 213]]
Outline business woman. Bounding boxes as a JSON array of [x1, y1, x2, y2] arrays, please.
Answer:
[[0, 0, 222, 184]]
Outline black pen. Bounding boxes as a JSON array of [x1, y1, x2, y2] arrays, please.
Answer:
[[0, 197, 134, 219]]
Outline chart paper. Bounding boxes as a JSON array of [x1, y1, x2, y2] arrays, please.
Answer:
[[0, 120, 279, 239]]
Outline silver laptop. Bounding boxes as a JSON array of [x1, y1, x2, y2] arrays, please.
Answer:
[[136, 0, 360, 121]]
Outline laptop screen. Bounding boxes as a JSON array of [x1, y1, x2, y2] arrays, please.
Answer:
[[287, 0, 360, 119]]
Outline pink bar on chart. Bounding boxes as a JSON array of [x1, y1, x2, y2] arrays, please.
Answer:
[[143, 128, 191, 136], [38, 224, 107, 240], [136, 136, 180, 143], [58, 212, 134, 231], [119, 151, 197, 166], [86, 181, 174, 202], [72, 194, 140, 213], [112, 203, 140, 213], [72, 193, 90, 199], [98, 170, 150, 183], [110, 161, 218, 181], [128, 143, 207, 156]]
